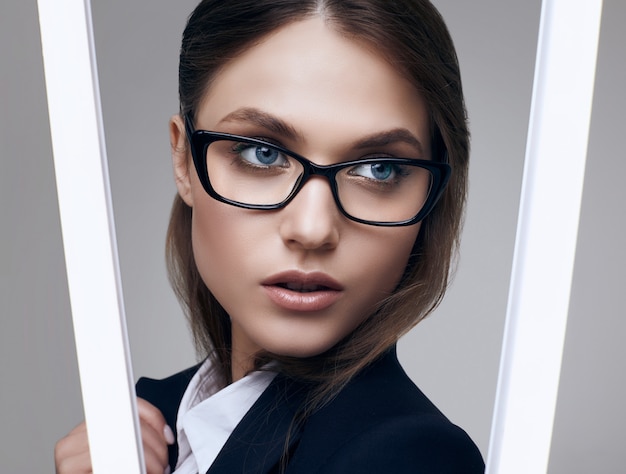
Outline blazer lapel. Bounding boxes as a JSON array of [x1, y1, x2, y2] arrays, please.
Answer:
[[207, 374, 308, 474]]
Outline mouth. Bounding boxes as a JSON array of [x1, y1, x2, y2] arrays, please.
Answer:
[[277, 282, 333, 293], [262, 270, 343, 292], [261, 271, 343, 312]]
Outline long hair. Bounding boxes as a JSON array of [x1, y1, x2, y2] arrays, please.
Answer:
[[167, 0, 468, 408]]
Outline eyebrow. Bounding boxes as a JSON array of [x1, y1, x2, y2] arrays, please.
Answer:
[[217, 107, 303, 142], [217, 107, 425, 156], [352, 129, 424, 156]]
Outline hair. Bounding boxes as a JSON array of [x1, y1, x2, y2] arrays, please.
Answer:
[[167, 0, 468, 410]]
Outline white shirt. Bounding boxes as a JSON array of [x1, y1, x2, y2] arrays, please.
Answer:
[[173, 359, 276, 474]]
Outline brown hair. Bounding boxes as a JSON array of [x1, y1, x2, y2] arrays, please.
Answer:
[[167, 0, 468, 405]]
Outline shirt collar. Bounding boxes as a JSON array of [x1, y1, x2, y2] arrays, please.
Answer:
[[174, 358, 276, 473]]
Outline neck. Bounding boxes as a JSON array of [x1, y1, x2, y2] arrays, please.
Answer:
[[230, 349, 254, 383], [229, 322, 261, 382]]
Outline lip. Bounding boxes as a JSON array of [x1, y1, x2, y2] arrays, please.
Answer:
[[261, 270, 343, 312]]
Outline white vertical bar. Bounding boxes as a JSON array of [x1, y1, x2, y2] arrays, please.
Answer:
[[487, 1, 603, 473], [37, 1, 145, 472]]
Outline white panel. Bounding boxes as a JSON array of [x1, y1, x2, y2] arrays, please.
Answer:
[[487, 1, 603, 473], [37, 0, 145, 472]]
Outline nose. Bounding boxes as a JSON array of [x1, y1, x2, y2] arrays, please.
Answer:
[[278, 176, 340, 251]]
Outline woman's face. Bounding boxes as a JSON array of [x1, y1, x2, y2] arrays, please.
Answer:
[[171, 18, 431, 367]]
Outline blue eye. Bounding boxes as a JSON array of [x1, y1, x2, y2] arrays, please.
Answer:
[[370, 163, 394, 180], [350, 162, 398, 181], [238, 144, 288, 166]]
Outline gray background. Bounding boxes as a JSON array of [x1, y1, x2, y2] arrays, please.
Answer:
[[1, 1, 624, 472]]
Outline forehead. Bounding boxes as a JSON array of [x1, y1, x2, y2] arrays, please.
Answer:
[[197, 17, 431, 152]]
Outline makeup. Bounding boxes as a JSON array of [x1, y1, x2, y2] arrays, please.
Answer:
[[262, 270, 343, 312]]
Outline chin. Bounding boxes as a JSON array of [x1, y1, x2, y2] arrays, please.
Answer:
[[262, 340, 338, 359]]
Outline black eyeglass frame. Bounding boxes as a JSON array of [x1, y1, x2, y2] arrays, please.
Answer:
[[185, 116, 451, 227]]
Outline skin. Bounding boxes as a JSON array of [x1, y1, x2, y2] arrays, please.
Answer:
[[55, 17, 431, 473], [171, 18, 430, 381]]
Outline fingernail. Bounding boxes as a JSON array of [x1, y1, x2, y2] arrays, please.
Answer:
[[163, 425, 175, 445], [164, 466, 171, 474]]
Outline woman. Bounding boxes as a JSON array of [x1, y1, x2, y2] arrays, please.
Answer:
[[55, 0, 484, 472]]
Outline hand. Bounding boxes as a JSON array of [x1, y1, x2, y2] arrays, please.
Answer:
[[54, 398, 175, 474]]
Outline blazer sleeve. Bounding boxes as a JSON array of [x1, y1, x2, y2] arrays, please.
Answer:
[[310, 414, 485, 474]]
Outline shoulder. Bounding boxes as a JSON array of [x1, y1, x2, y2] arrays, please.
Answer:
[[308, 414, 484, 473], [287, 348, 484, 473]]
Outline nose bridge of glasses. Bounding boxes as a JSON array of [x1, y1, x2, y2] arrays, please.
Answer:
[[301, 157, 340, 180], [293, 159, 341, 203]]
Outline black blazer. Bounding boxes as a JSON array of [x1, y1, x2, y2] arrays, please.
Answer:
[[136, 347, 484, 473]]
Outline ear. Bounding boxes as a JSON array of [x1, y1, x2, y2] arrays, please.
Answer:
[[169, 114, 194, 207]]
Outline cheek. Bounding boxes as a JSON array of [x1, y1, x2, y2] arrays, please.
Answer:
[[189, 196, 239, 291], [188, 195, 273, 297], [382, 238, 417, 290], [352, 224, 421, 299]]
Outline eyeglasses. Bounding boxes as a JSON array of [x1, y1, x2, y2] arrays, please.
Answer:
[[185, 117, 451, 226]]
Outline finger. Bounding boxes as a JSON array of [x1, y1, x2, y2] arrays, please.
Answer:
[[55, 449, 92, 474], [54, 422, 92, 473], [142, 435, 170, 474], [137, 399, 172, 469], [137, 398, 175, 445], [145, 453, 169, 474], [139, 417, 169, 469], [55, 423, 88, 458]]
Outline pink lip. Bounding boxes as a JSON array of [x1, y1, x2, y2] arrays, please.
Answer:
[[261, 270, 343, 312]]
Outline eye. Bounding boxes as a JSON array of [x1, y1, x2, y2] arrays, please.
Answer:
[[349, 162, 400, 181], [236, 143, 289, 167]]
